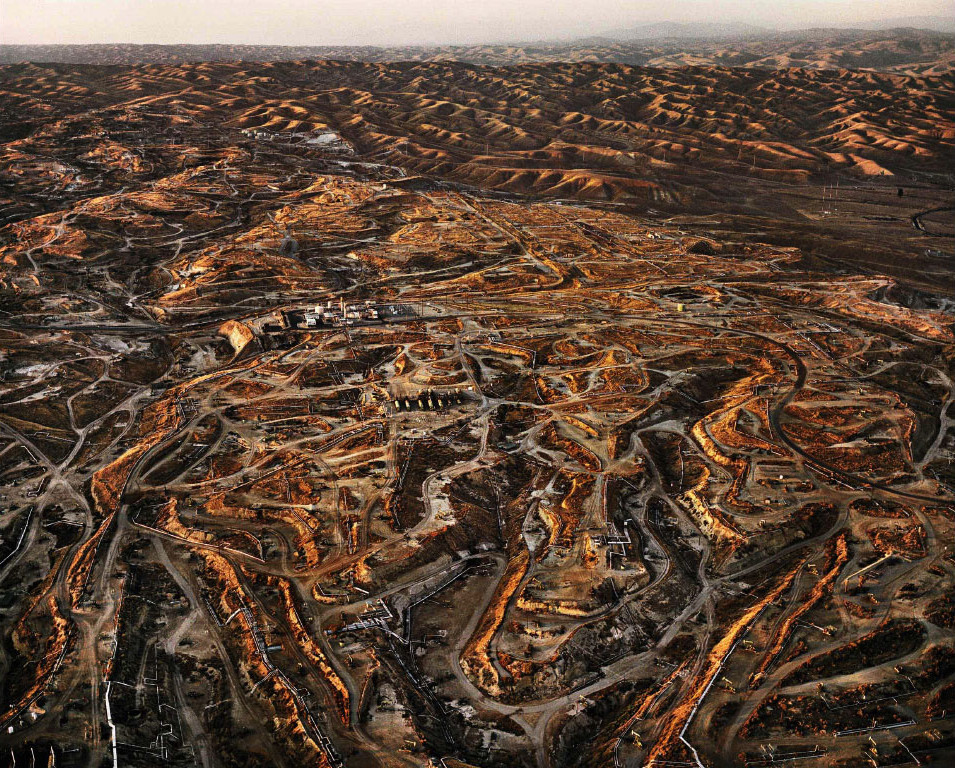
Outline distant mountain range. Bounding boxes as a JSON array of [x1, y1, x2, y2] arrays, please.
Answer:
[[589, 16, 955, 42], [582, 21, 767, 43], [845, 15, 955, 33]]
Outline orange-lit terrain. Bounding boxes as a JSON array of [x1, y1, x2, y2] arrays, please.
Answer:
[[2, 28, 953, 73], [0, 52, 953, 768]]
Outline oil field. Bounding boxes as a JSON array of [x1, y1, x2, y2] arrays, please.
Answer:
[[0, 23, 953, 768]]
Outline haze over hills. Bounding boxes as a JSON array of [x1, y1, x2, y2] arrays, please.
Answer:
[[1, 26, 953, 74], [828, 14, 955, 33], [581, 21, 770, 41], [595, 16, 955, 40]]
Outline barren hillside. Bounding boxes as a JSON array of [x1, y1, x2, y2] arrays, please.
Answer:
[[2, 59, 953, 288]]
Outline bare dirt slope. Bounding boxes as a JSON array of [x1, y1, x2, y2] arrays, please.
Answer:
[[1, 59, 953, 290]]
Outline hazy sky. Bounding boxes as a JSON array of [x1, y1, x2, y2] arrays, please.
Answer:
[[3, 0, 952, 46]]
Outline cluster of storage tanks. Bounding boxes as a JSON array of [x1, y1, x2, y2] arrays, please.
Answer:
[[391, 389, 470, 412]]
